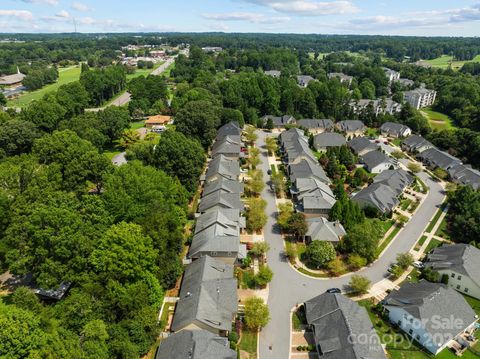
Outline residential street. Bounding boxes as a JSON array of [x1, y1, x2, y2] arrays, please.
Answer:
[[255, 130, 446, 359]]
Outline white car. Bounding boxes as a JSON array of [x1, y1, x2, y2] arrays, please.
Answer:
[[413, 261, 424, 269]]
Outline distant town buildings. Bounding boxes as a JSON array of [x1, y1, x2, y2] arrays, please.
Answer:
[[297, 75, 315, 87], [264, 70, 281, 78], [201, 46, 223, 53], [350, 99, 403, 116]]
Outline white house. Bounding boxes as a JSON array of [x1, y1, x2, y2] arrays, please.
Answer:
[[425, 244, 480, 300], [361, 150, 393, 174], [383, 280, 477, 355]]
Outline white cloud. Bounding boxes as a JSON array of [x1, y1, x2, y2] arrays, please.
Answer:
[[72, 2, 93, 12], [56, 10, 70, 18], [18, 0, 59, 5], [202, 12, 289, 24], [242, 0, 358, 16], [0, 10, 34, 21], [345, 2, 480, 31]]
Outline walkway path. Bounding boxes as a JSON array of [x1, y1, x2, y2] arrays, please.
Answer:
[[255, 130, 446, 359]]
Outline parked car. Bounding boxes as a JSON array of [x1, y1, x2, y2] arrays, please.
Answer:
[[387, 264, 397, 273], [413, 261, 424, 269], [326, 288, 341, 294], [240, 168, 248, 173], [375, 140, 380, 143], [267, 169, 272, 175]]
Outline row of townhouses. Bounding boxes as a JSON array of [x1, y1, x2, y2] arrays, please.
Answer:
[[156, 122, 245, 359], [402, 134, 480, 190]]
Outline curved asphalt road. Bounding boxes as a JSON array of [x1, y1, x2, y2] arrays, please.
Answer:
[[255, 130, 445, 359]]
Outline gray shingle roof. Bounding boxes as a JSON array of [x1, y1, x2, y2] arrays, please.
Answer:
[[262, 114, 296, 127], [348, 137, 378, 155], [211, 136, 242, 158], [288, 158, 330, 184], [402, 135, 434, 153], [297, 75, 315, 86], [198, 192, 244, 213], [306, 217, 346, 243], [417, 148, 462, 170], [188, 226, 240, 259], [280, 129, 317, 164], [305, 293, 386, 359], [425, 244, 480, 287], [297, 119, 334, 131], [294, 178, 336, 208], [373, 169, 414, 196], [203, 177, 244, 197], [380, 122, 411, 137], [353, 182, 399, 213], [328, 72, 353, 82], [448, 164, 480, 190], [216, 122, 242, 139], [171, 256, 237, 333], [336, 120, 365, 133], [156, 330, 237, 359], [195, 208, 245, 234], [313, 133, 346, 149], [361, 150, 392, 172], [383, 280, 477, 347], [205, 155, 240, 182]]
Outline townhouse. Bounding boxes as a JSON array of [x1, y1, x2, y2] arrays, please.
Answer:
[[297, 118, 334, 134], [335, 120, 366, 137], [305, 217, 346, 245], [383, 280, 477, 355], [350, 99, 403, 116], [380, 122, 412, 138], [313, 132, 346, 152], [261, 114, 296, 129], [327, 72, 353, 86]]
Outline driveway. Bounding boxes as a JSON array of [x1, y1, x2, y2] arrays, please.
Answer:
[[255, 130, 445, 359]]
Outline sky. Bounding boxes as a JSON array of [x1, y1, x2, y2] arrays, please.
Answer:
[[1, 0, 480, 36]]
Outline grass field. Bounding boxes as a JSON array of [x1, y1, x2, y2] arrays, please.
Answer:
[[420, 108, 455, 131], [126, 61, 163, 80], [425, 54, 480, 70], [239, 330, 257, 355], [7, 66, 81, 107]]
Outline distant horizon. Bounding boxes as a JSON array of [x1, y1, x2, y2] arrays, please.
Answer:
[[1, 0, 480, 36], [0, 31, 479, 39]]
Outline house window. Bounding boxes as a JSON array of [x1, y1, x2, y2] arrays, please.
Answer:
[[464, 288, 469, 293], [397, 320, 402, 327], [451, 273, 455, 278], [456, 285, 461, 290], [416, 335, 421, 341], [458, 275, 462, 280], [409, 329, 413, 335], [211, 251, 217, 256]]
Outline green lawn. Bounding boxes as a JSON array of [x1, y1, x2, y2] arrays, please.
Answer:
[[420, 108, 455, 131], [414, 235, 428, 251], [126, 61, 163, 80], [424, 238, 442, 253], [425, 206, 445, 233], [239, 330, 257, 354], [401, 198, 413, 211], [377, 224, 401, 255], [435, 217, 451, 240], [7, 66, 81, 107], [425, 54, 480, 70], [292, 305, 307, 330], [130, 121, 145, 130]]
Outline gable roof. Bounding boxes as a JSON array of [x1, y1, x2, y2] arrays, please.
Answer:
[[198, 192, 244, 213], [306, 217, 346, 243], [348, 137, 378, 155], [361, 150, 392, 171], [448, 164, 480, 190], [203, 177, 244, 197], [417, 147, 462, 170], [328, 72, 353, 82], [425, 244, 480, 287], [313, 132, 346, 149], [188, 226, 240, 259], [205, 155, 240, 182], [211, 136, 242, 158], [383, 280, 476, 347], [171, 256, 237, 333], [305, 293, 386, 359], [297, 119, 334, 131], [373, 169, 414, 196], [352, 182, 399, 213], [295, 178, 336, 203], [194, 208, 244, 236], [216, 122, 242, 139], [262, 114, 296, 127], [156, 330, 237, 359], [380, 122, 411, 136], [402, 135, 434, 153], [281, 129, 316, 164], [288, 158, 330, 184], [336, 120, 365, 133]]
